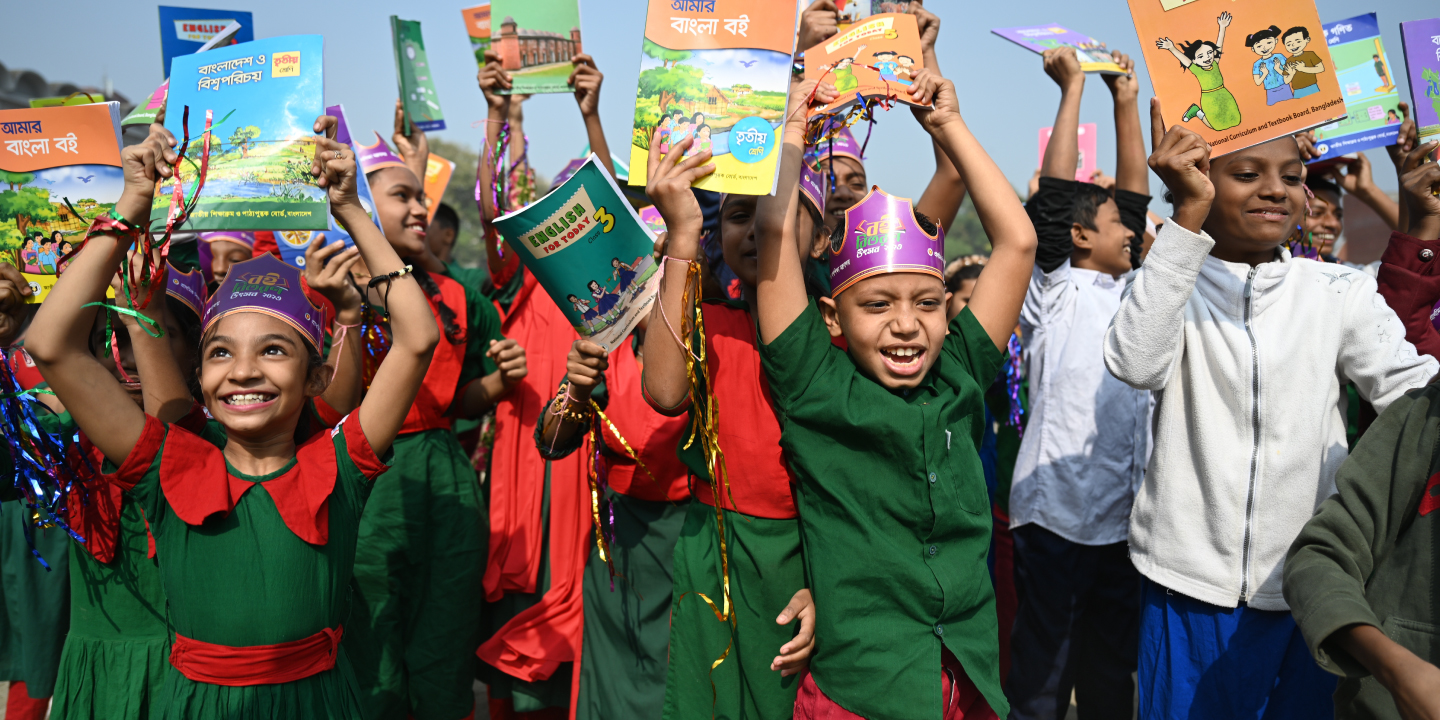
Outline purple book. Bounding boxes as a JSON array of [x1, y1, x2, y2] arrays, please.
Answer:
[[991, 24, 1125, 75], [1399, 18, 1440, 145]]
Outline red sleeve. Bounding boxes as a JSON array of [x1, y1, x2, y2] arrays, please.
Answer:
[[252, 231, 280, 259], [488, 243, 521, 289], [175, 403, 210, 434], [112, 415, 167, 491], [313, 397, 344, 427], [338, 414, 389, 481], [1376, 231, 1440, 361]]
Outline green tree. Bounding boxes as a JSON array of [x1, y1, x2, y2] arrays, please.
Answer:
[[642, 38, 692, 68], [0, 171, 35, 191], [228, 125, 262, 158], [0, 187, 57, 237], [943, 197, 997, 261], [637, 64, 705, 116]]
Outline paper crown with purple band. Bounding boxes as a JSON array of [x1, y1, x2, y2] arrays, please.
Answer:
[[199, 231, 255, 249], [203, 253, 325, 351], [355, 132, 407, 175], [804, 125, 864, 168], [828, 187, 944, 296], [165, 262, 208, 319], [799, 161, 826, 216]]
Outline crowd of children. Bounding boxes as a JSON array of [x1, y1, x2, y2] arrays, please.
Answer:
[[2, 2, 1440, 720]]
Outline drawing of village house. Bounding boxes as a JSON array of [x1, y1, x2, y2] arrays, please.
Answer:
[[495, 16, 583, 71], [671, 83, 732, 115]]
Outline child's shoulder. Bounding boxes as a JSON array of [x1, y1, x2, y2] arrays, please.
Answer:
[[1287, 257, 1374, 297]]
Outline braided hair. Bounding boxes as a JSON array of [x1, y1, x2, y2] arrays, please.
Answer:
[[410, 267, 464, 345]]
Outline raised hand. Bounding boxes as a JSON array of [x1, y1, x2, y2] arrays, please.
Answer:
[[487, 338, 528, 389], [1043, 46, 1085, 91], [1148, 98, 1214, 233], [796, 0, 838, 53], [114, 126, 179, 225], [1399, 141, 1440, 241], [303, 234, 362, 320], [1335, 152, 1375, 195], [1388, 102, 1417, 169], [1157, 37, 1175, 51], [311, 115, 361, 211], [907, 68, 961, 133], [1103, 50, 1139, 101], [1217, 11, 1232, 28], [786, 78, 838, 126], [645, 130, 714, 258], [569, 53, 604, 118], [0, 263, 30, 345], [910, 1, 941, 63], [478, 48, 513, 111], [562, 339, 605, 401], [391, 99, 428, 163], [1294, 130, 1321, 162]]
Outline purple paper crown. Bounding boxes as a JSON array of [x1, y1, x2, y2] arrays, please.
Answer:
[[828, 187, 944, 296], [356, 132, 407, 175], [805, 125, 864, 168], [165, 262, 208, 319], [199, 231, 255, 249], [799, 161, 826, 216], [639, 205, 666, 235], [203, 253, 324, 351]]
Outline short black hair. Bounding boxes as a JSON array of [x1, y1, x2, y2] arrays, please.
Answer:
[[945, 263, 984, 293], [1305, 175, 1341, 201], [1283, 26, 1310, 41], [1246, 25, 1283, 47], [432, 202, 459, 234], [1072, 183, 1114, 232]]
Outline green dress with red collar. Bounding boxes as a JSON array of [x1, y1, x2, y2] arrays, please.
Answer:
[[105, 410, 389, 720]]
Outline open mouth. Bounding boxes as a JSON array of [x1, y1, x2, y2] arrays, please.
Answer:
[[222, 392, 277, 409], [406, 222, 427, 239], [1247, 206, 1290, 222], [880, 346, 925, 376]]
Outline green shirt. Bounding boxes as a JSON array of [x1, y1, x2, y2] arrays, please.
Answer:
[[759, 302, 1008, 719]]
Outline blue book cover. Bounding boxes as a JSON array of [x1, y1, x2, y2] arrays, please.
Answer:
[[1308, 13, 1403, 164], [151, 35, 327, 233], [493, 155, 659, 351], [158, 6, 254, 76], [273, 104, 381, 269]]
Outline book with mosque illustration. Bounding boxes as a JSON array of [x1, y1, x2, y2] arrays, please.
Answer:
[[151, 34, 328, 232], [0, 102, 124, 303], [391, 17, 447, 133], [803, 13, 931, 116], [488, 0, 583, 95], [1127, 0, 1344, 155], [494, 155, 659, 352], [1399, 18, 1440, 148], [1306, 13, 1402, 164], [991, 24, 1125, 75]]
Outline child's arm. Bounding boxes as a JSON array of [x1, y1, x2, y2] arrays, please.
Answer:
[[1156, 38, 1191, 69], [0, 262, 32, 347], [25, 129, 179, 464], [1215, 12, 1231, 53], [313, 117, 440, 457], [1103, 100, 1215, 391], [639, 133, 714, 413], [911, 4, 966, 231], [1334, 154, 1399, 232], [391, 100, 430, 196], [1334, 627, 1440, 717], [1105, 52, 1148, 197], [537, 339, 606, 452], [302, 235, 364, 416], [569, 53, 615, 181], [1039, 48, 1084, 182], [755, 80, 837, 345], [909, 69, 1037, 350], [477, 49, 515, 273], [110, 262, 192, 423], [451, 338, 527, 419]]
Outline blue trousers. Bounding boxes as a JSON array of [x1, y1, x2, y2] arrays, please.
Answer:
[[1138, 580, 1335, 720]]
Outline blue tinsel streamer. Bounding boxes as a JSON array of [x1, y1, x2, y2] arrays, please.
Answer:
[[1003, 334, 1025, 437]]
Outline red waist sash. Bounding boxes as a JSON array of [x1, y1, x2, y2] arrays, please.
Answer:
[[169, 625, 343, 687]]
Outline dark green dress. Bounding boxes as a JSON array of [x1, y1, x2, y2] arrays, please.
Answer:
[[111, 413, 389, 719]]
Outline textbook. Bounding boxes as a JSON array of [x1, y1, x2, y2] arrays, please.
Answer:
[[628, 0, 799, 196], [158, 6, 253, 76], [803, 13, 932, 116], [391, 17, 446, 134], [992, 25, 1126, 75], [1127, 0, 1346, 155], [126, 20, 245, 127], [462, 4, 493, 68], [1399, 18, 1440, 147], [494, 154, 659, 352], [488, 0, 583, 95], [424, 153, 455, 223], [30, 94, 107, 109], [1306, 14, 1402, 164], [275, 105, 381, 270], [0, 103, 124, 303], [152, 34, 328, 233], [1039, 123, 1098, 181]]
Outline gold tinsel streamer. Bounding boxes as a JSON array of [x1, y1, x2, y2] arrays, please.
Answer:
[[584, 398, 658, 577]]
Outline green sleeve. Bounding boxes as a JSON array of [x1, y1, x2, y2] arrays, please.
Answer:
[[1283, 386, 1437, 677], [533, 374, 609, 461], [943, 307, 1007, 389], [759, 300, 839, 413]]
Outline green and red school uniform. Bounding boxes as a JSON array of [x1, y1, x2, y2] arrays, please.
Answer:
[[760, 303, 1009, 720], [102, 410, 389, 719], [658, 299, 806, 720]]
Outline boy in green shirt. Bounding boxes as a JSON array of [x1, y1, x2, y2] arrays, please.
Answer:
[[752, 69, 1037, 719]]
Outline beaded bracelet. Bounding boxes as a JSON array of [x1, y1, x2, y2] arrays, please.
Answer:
[[365, 264, 415, 289], [548, 382, 594, 426]]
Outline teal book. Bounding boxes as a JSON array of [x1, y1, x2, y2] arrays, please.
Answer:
[[391, 17, 446, 133], [151, 34, 326, 232], [489, 0, 582, 95], [493, 155, 659, 351]]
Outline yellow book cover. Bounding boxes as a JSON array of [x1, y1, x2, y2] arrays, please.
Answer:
[[1128, 0, 1345, 154], [628, 0, 798, 196]]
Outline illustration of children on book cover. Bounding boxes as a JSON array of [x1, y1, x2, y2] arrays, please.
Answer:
[[1307, 14, 1403, 163], [152, 35, 328, 232], [628, 0, 798, 196], [1130, 0, 1344, 153], [805, 13, 932, 115], [0, 103, 124, 302], [490, 0, 583, 95]]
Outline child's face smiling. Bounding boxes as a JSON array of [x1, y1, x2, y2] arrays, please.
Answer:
[[823, 158, 868, 226], [719, 196, 759, 287], [1252, 37, 1277, 56], [370, 166, 429, 259], [1283, 33, 1308, 55], [820, 273, 950, 390], [1194, 45, 1217, 69], [200, 313, 324, 439], [1202, 137, 1306, 265]]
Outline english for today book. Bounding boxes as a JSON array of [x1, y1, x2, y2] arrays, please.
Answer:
[[151, 34, 327, 233]]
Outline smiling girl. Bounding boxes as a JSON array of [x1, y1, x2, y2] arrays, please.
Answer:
[[24, 115, 438, 719], [1158, 12, 1241, 132]]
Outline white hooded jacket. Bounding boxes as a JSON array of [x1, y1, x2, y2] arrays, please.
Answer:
[[1104, 221, 1437, 611]]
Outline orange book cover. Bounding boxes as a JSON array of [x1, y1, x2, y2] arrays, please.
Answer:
[[1128, 0, 1345, 154], [803, 13, 930, 116], [627, 0, 798, 196], [425, 153, 455, 223], [0, 102, 123, 303]]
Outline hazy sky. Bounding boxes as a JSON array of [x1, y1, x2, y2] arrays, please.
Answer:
[[5, 0, 1434, 214]]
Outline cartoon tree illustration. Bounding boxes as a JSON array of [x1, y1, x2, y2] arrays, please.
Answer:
[[1425, 68, 1440, 117], [0, 187, 57, 237], [227, 125, 262, 158], [642, 39, 692, 68], [1, 171, 35, 191], [638, 64, 705, 115]]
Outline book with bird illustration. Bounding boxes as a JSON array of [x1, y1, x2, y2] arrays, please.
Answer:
[[802, 13, 932, 116]]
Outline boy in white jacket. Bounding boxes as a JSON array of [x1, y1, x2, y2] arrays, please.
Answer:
[[1103, 102, 1437, 720]]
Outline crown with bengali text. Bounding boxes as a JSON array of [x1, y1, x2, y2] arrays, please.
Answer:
[[355, 132, 407, 175], [165, 262, 208, 319], [828, 187, 943, 296], [799, 161, 826, 216], [203, 253, 324, 350]]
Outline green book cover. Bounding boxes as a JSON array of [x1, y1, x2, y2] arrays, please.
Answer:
[[391, 16, 446, 133], [490, 0, 582, 95]]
